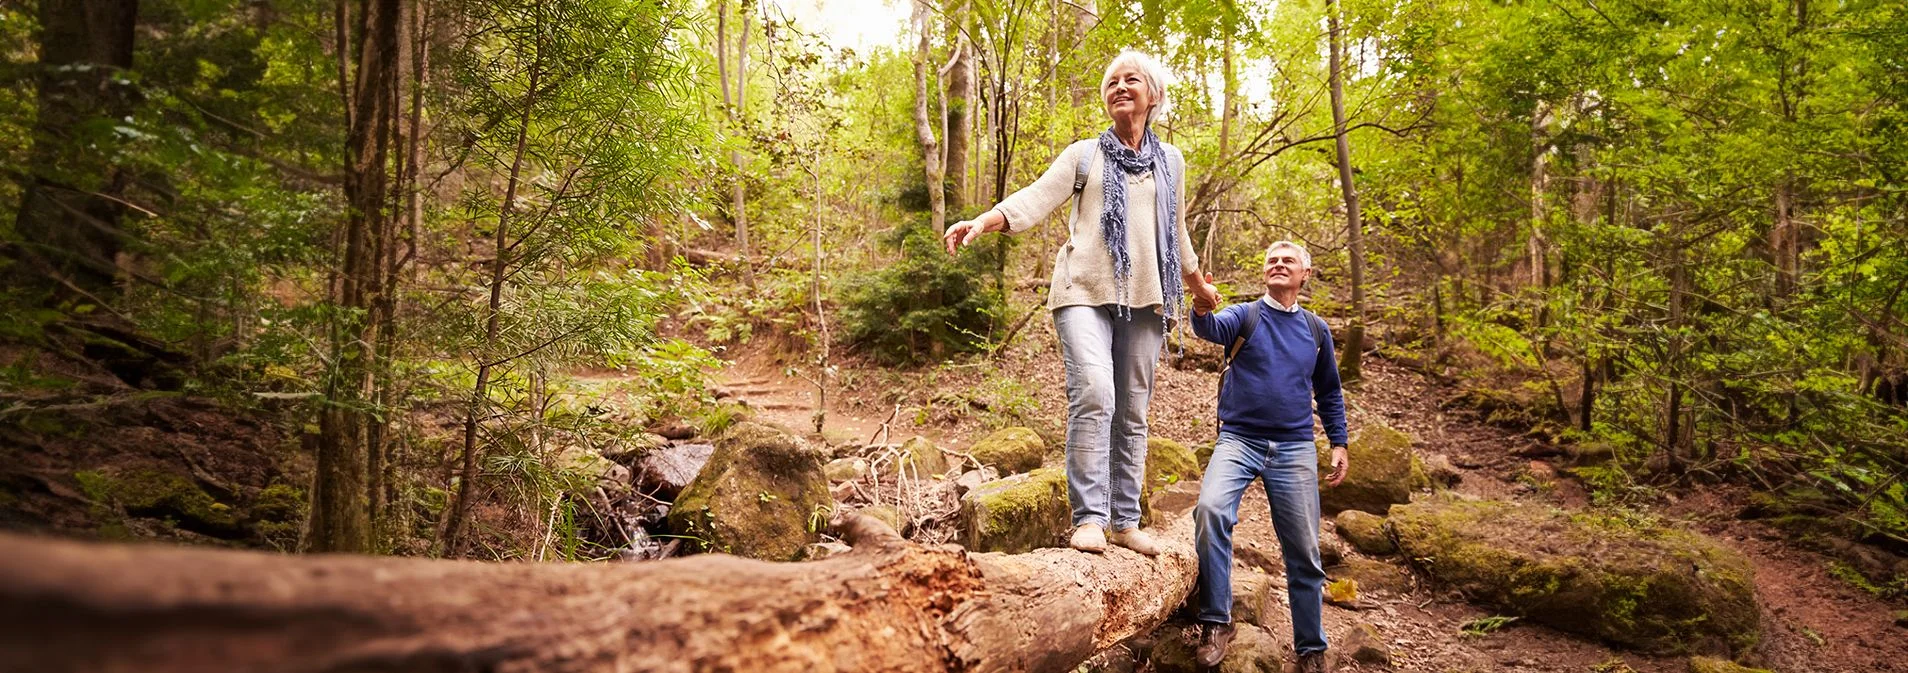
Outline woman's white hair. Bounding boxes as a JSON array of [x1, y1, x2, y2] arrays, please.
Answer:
[[1101, 49, 1175, 126]]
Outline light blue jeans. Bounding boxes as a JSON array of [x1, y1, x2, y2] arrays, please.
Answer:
[[1193, 431, 1329, 655], [1053, 305, 1162, 530]]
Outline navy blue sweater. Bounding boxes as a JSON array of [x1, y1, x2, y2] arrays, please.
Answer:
[[1190, 301, 1349, 446]]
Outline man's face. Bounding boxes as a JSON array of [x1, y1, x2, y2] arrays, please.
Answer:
[[1263, 248, 1310, 294]]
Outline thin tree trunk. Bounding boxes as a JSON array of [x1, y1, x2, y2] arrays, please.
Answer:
[[311, 0, 402, 554], [1529, 100, 1553, 327], [8, 0, 138, 301], [730, 8, 755, 287], [1326, 0, 1366, 383], [811, 158, 828, 433], [441, 2, 545, 556], [912, 0, 946, 234]]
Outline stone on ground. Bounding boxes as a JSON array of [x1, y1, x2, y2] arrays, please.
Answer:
[[1142, 436, 1202, 527], [633, 443, 713, 500], [665, 422, 834, 561], [822, 457, 867, 483], [1232, 568, 1275, 627], [1318, 423, 1425, 515], [1147, 623, 1281, 673], [958, 467, 1070, 553], [1388, 495, 1760, 654], [896, 435, 951, 478], [967, 427, 1045, 474], [1334, 510, 1396, 556], [859, 504, 904, 534], [1341, 621, 1392, 665]]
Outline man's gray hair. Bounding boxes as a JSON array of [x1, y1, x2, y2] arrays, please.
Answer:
[[1101, 49, 1175, 126], [1264, 240, 1313, 269]]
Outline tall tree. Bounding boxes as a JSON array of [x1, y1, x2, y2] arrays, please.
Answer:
[[8, 0, 139, 302], [311, 0, 403, 553], [1326, 0, 1366, 383], [719, 0, 756, 287], [912, 0, 947, 234], [944, 0, 974, 212]]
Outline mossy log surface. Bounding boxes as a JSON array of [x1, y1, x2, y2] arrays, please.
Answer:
[[0, 507, 1200, 673]]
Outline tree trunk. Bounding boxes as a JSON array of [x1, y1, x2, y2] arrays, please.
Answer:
[[8, 0, 139, 302], [0, 510, 1199, 673], [1528, 100, 1553, 326], [912, 0, 946, 234], [720, 0, 755, 288], [1326, 0, 1365, 384], [944, 2, 973, 213], [440, 1, 544, 556], [310, 0, 403, 554]]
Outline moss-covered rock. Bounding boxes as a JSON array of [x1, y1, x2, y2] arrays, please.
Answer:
[[959, 467, 1069, 553], [1388, 496, 1760, 654], [860, 504, 905, 534], [1687, 656, 1773, 673], [1333, 556, 1413, 594], [823, 457, 867, 482], [1319, 423, 1423, 515], [968, 427, 1045, 475], [666, 422, 834, 561], [78, 468, 242, 536], [1342, 621, 1392, 666], [1142, 436, 1202, 527], [896, 435, 951, 477], [1335, 510, 1396, 556]]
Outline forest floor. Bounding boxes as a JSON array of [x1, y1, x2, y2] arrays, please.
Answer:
[[705, 306, 1908, 673]]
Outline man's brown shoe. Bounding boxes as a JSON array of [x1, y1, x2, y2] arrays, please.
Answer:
[[1194, 622, 1236, 667], [1296, 650, 1329, 673]]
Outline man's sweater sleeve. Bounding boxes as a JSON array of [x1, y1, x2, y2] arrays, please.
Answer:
[[1313, 325, 1350, 446], [1190, 304, 1243, 346]]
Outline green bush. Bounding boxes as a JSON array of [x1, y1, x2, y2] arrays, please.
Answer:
[[837, 219, 1005, 365]]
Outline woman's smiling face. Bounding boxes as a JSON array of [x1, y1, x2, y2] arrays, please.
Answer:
[[1102, 65, 1154, 126]]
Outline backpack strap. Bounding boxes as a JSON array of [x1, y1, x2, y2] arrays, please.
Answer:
[[1069, 142, 1093, 224], [1301, 307, 1325, 357], [1215, 300, 1263, 434]]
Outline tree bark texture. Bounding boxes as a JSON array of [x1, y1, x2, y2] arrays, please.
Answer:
[[0, 510, 1198, 673], [311, 0, 403, 554], [944, 2, 973, 213], [1326, 0, 1366, 383], [8, 0, 139, 301], [913, 0, 946, 234]]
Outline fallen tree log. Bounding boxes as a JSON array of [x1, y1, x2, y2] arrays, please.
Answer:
[[0, 496, 1200, 673]]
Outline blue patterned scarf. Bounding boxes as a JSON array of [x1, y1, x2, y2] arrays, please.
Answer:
[[1096, 127, 1184, 324]]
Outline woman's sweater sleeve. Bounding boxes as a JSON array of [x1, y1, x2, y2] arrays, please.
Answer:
[[1174, 150, 1200, 274], [995, 142, 1084, 234]]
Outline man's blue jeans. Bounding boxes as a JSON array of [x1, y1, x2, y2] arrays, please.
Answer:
[[1193, 431, 1329, 655], [1053, 305, 1162, 530]]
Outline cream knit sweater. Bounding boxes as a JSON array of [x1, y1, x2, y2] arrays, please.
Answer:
[[994, 139, 1201, 311]]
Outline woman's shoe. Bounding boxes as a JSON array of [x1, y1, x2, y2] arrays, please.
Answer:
[[1070, 523, 1108, 552], [1110, 527, 1161, 556]]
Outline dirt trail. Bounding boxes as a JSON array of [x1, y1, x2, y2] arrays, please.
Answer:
[[707, 339, 1906, 673]]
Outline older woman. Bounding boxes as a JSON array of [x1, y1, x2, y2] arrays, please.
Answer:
[[944, 50, 1216, 555]]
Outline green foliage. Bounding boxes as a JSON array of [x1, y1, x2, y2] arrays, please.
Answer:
[[837, 219, 1006, 365], [1458, 615, 1520, 637]]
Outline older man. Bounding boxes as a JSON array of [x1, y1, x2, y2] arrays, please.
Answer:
[[1185, 241, 1349, 671]]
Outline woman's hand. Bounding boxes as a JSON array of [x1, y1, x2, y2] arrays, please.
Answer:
[[942, 211, 1006, 255], [1189, 271, 1222, 314]]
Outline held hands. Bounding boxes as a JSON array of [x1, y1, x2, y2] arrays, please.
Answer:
[[1325, 445, 1349, 487], [1190, 272, 1222, 314]]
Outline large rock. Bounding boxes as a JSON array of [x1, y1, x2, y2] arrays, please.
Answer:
[[1231, 569, 1275, 627], [1388, 496, 1760, 654], [823, 457, 867, 483], [959, 467, 1069, 553], [1340, 621, 1391, 666], [1141, 437, 1202, 527], [1319, 423, 1425, 515], [665, 422, 833, 561], [633, 443, 713, 500], [967, 427, 1045, 474]]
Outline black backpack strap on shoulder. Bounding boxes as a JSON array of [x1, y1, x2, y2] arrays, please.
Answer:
[[1215, 300, 1262, 434], [1302, 308, 1325, 356], [1070, 142, 1093, 223]]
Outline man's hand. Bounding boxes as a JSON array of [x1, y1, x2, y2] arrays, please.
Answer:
[[1325, 445, 1349, 487], [942, 219, 987, 255], [1191, 272, 1221, 314]]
